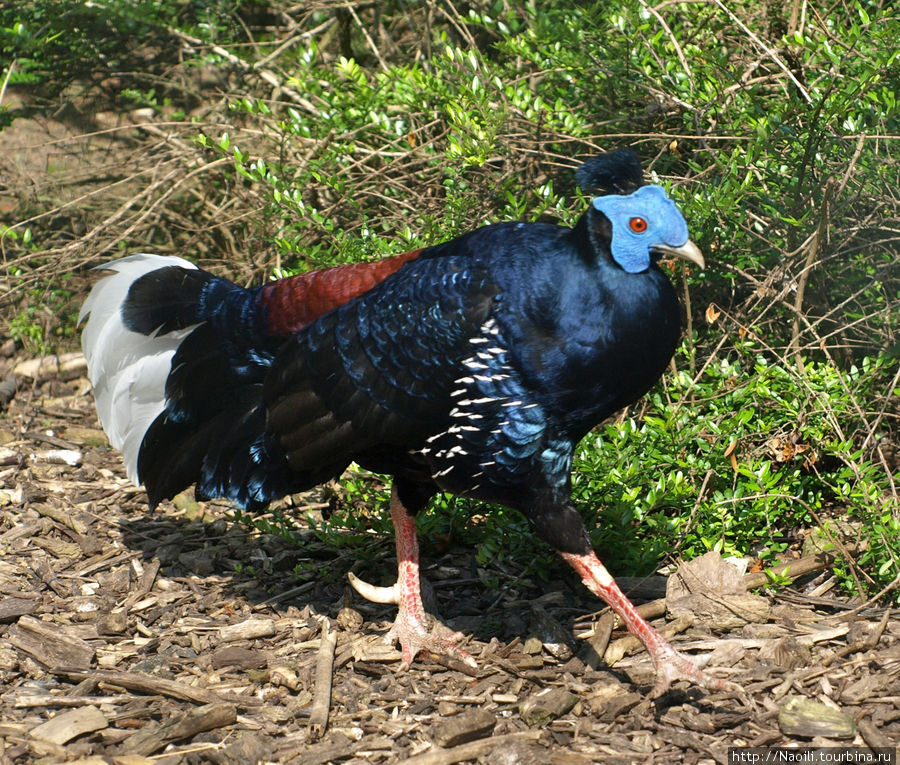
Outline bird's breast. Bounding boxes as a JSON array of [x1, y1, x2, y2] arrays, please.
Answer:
[[504, 265, 682, 436]]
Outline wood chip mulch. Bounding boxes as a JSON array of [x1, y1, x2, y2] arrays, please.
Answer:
[[1, 353, 898, 764]]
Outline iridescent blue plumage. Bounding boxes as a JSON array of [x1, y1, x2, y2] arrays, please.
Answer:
[[108, 162, 704, 540], [82, 150, 723, 695]]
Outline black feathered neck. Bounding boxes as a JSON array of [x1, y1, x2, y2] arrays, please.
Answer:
[[571, 204, 619, 268]]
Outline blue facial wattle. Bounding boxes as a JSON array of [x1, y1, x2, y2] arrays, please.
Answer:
[[592, 185, 690, 274]]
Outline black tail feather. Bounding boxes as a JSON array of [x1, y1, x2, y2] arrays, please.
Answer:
[[122, 265, 300, 509]]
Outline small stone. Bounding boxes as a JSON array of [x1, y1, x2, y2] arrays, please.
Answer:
[[778, 696, 855, 739]]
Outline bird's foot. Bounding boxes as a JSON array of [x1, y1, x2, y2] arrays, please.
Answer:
[[648, 642, 731, 699], [561, 550, 733, 697], [386, 605, 474, 669], [348, 571, 476, 669]]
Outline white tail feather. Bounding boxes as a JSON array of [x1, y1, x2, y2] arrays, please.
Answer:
[[80, 254, 197, 484]]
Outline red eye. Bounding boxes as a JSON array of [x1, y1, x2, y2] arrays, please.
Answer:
[[629, 217, 648, 233]]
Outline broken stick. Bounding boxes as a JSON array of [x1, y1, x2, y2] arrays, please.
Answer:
[[308, 619, 337, 741]]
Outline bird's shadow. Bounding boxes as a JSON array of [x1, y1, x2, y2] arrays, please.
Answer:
[[117, 509, 722, 707], [117, 509, 572, 650]]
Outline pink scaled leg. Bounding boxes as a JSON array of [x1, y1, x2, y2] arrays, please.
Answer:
[[561, 550, 728, 697], [348, 487, 476, 668]]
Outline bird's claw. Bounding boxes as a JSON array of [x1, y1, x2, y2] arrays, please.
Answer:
[[348, 571, 400, 604], [648, 644, 729, 699], [348, 570, 475, 669], [388, 619, 476, 670]]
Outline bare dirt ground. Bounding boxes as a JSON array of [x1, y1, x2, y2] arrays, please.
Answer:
[[0, 350, 898, 764]]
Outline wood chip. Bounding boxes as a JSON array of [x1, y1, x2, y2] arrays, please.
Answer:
[[667, 551, 747, 599], [758, 636, 812, 669], [529, 604, 573, 660], [667, 592, 771, 630], [211, 646, 268, 670], [582, 612, 614, 670], [587, 682, 642, 721], [60, 426, 109, 447], [0, 373, 16, 407], [33, 502, 87, 534], [431, 707, 495, 747], [29, 705, 108, 745], [308, 619, 337, 741], [13, 694, 132, 709], [269, 665, 301, 690], [9, 615, 95, 670], [219, 617, 276, 642], [857, 718, 894, 749], [841, 673, 888, 704], [14, 352, 86, 381], [96, 611, 128, 635], [119, 702, 236, 756], [519, 687, 578, 726], [0, 597, 38, 623], [54, 669, 259, 707], [403, 730, 542, 765], [33, 536, 83, 559], [778, 696, 855, 739]]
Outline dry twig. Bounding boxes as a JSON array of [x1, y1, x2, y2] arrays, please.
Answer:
[[308, 617, 338, 740]]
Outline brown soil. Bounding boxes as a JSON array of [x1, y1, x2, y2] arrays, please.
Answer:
[[0, 352, 898, 764]]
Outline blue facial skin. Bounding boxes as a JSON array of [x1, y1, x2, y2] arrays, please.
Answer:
[[592, 185, 690, 274]]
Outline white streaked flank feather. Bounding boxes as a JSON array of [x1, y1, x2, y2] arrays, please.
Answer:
[[80, 254, 197, 484]]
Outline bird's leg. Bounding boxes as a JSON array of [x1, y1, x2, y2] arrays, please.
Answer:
[[348, 487, 476, 668], [560, 550, 728, 697]]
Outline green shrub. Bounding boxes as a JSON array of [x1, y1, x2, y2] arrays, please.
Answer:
[[2, 0, 897, 601]]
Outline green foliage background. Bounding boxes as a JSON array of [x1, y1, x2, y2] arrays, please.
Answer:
[[1, 0, 898, 600]]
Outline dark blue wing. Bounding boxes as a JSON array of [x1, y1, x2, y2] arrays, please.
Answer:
[[263, 250, 579, 508], [413, 315, 574, 504], [263, 255, 502, 471]]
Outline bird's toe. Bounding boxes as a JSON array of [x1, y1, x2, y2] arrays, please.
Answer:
[[648, 647, 728, 698], [387, 613, 474, 669]]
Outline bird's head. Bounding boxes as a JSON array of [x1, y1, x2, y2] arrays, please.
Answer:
[[592, 185, 704, 274], [575, 150, 704, 274]]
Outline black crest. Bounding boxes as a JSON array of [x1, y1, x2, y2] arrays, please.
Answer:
[[575, 149, 644, 196]]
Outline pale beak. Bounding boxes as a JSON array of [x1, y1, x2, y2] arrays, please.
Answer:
[[653, 239, 705, 269]]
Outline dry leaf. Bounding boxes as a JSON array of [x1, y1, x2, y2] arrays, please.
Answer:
[[767, 435, 810, 462]]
